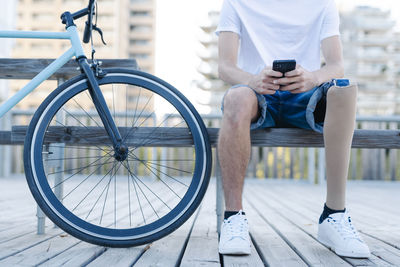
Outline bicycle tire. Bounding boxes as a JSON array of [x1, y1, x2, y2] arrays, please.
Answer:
[[23, 68, 212, 247]]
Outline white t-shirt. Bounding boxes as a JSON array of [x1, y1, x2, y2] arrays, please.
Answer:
[[215, 0, 340, 74]]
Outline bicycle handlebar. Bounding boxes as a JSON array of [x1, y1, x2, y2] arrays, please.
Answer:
[[82, 21, 91, 44], [62, 0, 96, 44], [82, 0, 95, 44], [71, 8, 88, 21]]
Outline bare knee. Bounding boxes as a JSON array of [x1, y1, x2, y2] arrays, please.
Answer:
[[222, 87, 258, 128]]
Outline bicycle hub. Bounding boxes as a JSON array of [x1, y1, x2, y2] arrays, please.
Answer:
[[114, 144, 128, 161]]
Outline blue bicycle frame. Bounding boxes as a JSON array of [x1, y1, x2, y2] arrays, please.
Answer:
[[0, 10, 126, 154], [0, 26, 85, 118]]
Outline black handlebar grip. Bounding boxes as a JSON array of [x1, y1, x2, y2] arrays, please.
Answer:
[[83, 21, 91, 43]]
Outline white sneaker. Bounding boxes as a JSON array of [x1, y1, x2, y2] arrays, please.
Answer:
[[218, 210, 251, 255], [318, 211, 371, 258]]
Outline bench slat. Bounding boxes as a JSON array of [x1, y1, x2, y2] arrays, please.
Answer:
[[0, 131, 12, 145], [8, 126, 400, 149], [245, 128, 400, 149], [0, 58, 138, 80]]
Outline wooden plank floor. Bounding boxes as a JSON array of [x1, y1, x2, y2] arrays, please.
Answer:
[[0, 176, 399, 266]]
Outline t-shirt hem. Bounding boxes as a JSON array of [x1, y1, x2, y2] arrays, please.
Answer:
[[320, 31, 340, 42], [215, 27, 241, 37]]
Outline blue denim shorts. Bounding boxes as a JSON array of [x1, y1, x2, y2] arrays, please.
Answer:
[[221, 81, 335, 133]]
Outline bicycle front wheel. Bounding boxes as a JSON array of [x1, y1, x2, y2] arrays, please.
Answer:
[[24, 69, 212, 247]]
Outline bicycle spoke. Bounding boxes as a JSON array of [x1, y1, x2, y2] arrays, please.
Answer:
[[84, 169, 117, 220], [45, 155, 106, 162], [125, 84, 128, 129], [132, 87, 142, 129], [50, 150, 112, 181], [46, 144, 112, 152], [83, 164, 123, 222], [122, 93, 153, 144], [61, 156, 115, 200], [112, 84, 116, 121], [72, 97, 102, 129], [138, 159, 193, 174], [131, 90, 151, 128], [72, 161, 117, 212], [114, 159, 117, 228], [57, 111, 112, 153], [132, 106, 156, 129], [48, 157, 113, 176], [99, 161, 121, 225], [54, 120, 110, 154], [129, 152, 192, 175], [127, 112, 175, 149], [127, 168, 132, 227], [136, 157, 182, 199], [140, 159, 193, 175], [132, 119, 186, 150], [123, 161, 161, 220], [121, 161, 172, 211], [125, 159, 146, 225], [140, 159, 195, 162], [48, 154, 111, 189], [129, 153, 190, 188]]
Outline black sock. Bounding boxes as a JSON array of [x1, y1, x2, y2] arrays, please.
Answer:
[[319, 203, 345, 224], [224, 210, 245, 220]]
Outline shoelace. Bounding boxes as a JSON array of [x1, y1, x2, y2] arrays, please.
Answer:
[[327, 214, 361, 241], [224, 217, 248, 240]]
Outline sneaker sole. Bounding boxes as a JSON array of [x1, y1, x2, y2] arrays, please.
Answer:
[[318, 237, 370, 258]]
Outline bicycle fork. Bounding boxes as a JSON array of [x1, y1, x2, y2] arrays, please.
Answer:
[[62, 11, 128, 161], [78, 57, 129, 161]]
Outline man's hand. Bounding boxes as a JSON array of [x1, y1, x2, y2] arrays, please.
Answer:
[[248, 67, 283, 95], [273, 65, 318, 94]]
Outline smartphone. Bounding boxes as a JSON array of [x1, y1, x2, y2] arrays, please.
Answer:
[[272, 59, 296, 75]]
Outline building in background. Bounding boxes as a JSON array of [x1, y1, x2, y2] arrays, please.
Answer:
[[340, 6, 400, 115], [0, 0, 17, 177], [196, 5, 400, 116], [10, 0, 156, 109], [195, 11, 229, 114], [129, 0, 156, 73], [0, 0, 16, 104], [393, 32, 400, 113]]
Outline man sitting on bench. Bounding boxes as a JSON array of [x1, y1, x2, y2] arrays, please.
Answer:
[[216, 0, 370, 258]]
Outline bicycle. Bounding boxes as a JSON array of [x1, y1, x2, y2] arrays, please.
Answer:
[[0, 0, 212, 247]]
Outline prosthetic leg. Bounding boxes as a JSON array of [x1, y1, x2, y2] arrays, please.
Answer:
[[323, 84, 358, 210]]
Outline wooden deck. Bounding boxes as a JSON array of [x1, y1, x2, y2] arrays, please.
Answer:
[[0, 176, 399, 266]]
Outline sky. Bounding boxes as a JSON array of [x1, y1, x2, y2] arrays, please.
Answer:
[[154, 0, 222, 112], [154, 0, 400, 113]]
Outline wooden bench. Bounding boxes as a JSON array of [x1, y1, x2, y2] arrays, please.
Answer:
[[0, 58, 138, 80], [5, 126, 400, 148]]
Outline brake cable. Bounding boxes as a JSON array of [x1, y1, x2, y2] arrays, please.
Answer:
[[90, 1, 107, 78]]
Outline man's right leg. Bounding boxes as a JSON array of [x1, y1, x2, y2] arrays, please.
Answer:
[[218, 86, 259, 211], [218, 86, 259, 255]]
